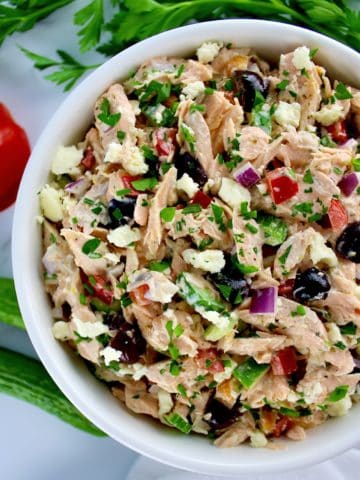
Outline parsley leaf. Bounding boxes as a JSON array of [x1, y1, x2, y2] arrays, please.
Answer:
[[74, 0, 104, 53], [97, 98, 121, 127], [334, 82, 353, 100]]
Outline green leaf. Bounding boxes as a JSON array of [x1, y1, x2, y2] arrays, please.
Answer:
[[131, 177, 158, 191], [160, 207, 176, 222], [82, 238, 101, 255], [257, 212, 288, 246], [149, 261, 170, 272], [0, 278, 25, 330], [182, 203, 202, 215], [74, 0, 104, 53], [334, 82, 353, 100], [97, 98, 121, 127]]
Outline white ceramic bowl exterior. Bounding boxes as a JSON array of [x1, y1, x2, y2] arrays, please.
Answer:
[[12, 20, 360, 477]]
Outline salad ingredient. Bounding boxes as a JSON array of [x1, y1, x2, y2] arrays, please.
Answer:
[[336, 222, 360, 263], [250, 287, 278, 314], [293, 268, 331, 302], [110, 321, 146, 364], [233, 162, 261, 188], [205, 399, 240, 430], [0, 278, 24, 330], [0, 103, 31, 211], [338, 173, 360, 197], [0, 347, 105, 436], [327, 199, 348, 230], [257, 213, 288, 246], [232, 70, 269, 112], [233, 357, 270, 389], [266, 169, 299, 204], [271, 347, 297, 376]]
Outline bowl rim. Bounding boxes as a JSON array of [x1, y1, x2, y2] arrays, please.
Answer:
[[12, 18, 360, 476]]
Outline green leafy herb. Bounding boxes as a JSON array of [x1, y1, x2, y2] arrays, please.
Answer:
[[20, 47, 101, 92], [131, 177, 158, 191], [240, 202, 257, 220], [309, 47, 319, 59], [177, 383, 187, 397], [334, 341, 347, 350], [117, 130, 126, 142], [74, 0, 104, 53], [164, 412, 192, 434], [251, 91, 275, 134], [82, 238, 101, 255], [257, 212, 288, 246], [149, 261, 170, 272], [116, 188, 131, 197], [97, 98, 121, 127], [303, 169, 314, 184], [276, 79, 289, 90], [211, 203, 226, 232], [169, 360, 181, 376], [180, 123, 196, 153], [183, 203, 202, 215], [198, 238, 213, 251], [291, 305, 306, 317], [279, 245, 292, 266], [326, 385, 349, 402], [340, 322, 357, 335], [189, 103, 205, 113], [352, 157, 360, 172], [140, 80, 171, 104], [320, 134, 337, 148], [334, 82, 353, 100], [245, 222, 258, 234], [160, 206, 176, 222]]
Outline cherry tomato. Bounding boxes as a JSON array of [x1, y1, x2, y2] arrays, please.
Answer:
[[191, 190, 212, 208], [271, 347, 297, 376], [129, 284, 152, 306], [81, 146, 96, 170], [278, 279, 295, 298], [80, 271, 113, 305], [195, 348, 225, 374], [328, 198, 348, 230], [0, 103, 31, 210], [326, 120, 348, 144], [122, 175, 141, 196], [153, 127, 177, 158], [266, 168, 299, 204]]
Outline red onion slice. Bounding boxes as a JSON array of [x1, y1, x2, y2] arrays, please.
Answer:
[[233, 162, 261, 188], [338, 172, 360, 197], [250, 287, 278, 314]]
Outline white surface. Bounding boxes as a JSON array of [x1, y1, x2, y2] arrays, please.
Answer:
[[0, 3, 137, 479], [10, 18, 360, 477]]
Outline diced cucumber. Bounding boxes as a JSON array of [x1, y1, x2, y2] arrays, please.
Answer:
[[90, 298, 122, 313], [204, 317, 237, 342], [233, 357, 270, 389], [164, 412, 192, 434], [177, 272, 226, 313]]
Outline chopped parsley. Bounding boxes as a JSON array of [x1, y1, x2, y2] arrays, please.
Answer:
[[175, 63, 185, 78], [149, 261, 170, 272], [334, 341, 346, 350], [97, 98, 121, 127], [303, 169, 314, 184], [177, 384, 187, 397], [131, 177, 158, 191], [189, 103, 205, 113], [334, 82, 353, 100], [279, 245, 292, 266], [183, 203, 202, 215], [340, 322, 357, 335], [180, 123, 196, 153], [326, 385, 349, 402], [276, 79, 289, 91], [291, 305, 306, 316], [211, 203, 226, 232], [117, 130, 126, 142], [292, 202, 313, 217], [116, 188, 131, 197], [82, 238, 101, 255], [245, 222, 258, 234]]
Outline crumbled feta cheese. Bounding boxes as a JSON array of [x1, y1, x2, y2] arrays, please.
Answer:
[[218, 177, 250, 209], [101, 346, 121, 366], [325, 323, 343, 344], [176, 173, 199, 199], [103, 252, 120, 264], [52, 321, 71, 341], [313, 104, 344, 126], [113, 362, 147, 380], [274, 101, 301, 128], [104, 142, 149, 175], [158, 388, 174, 416], [197, 42, 221, 63], [292, 46, 313, 70], [250, 430, 268, 448], [287, 391, 300, 403], [197, 308, 230, 330], [39, 184, 63, 222], [182, 81, 205, 99], [154, 104, 166, 124], [327, 395, 352, 417], [182, 248, 225, 273], [73, 318, 109, 339], [107, 225, 141, 248], [51, 145, 83, 176], [257, 183, 268, 195], [130, 99, 141, 115], [310, 232, 338, 267], [132, 363, 148, 380], [301, 381, 323, 405]]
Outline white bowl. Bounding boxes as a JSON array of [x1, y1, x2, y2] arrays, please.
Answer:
[[12, 19, 360, 477]]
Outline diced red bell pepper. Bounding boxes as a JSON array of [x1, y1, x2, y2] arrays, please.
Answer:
[[81, 146, 96, 170], [129, 284, 152, 306], [154, 127, 177, 157], [81, 271, 113, 305], [273, 416, 293, 438], [195, 348, 225, 374], [122, 174, 141, 196], [278, 279, 295, 298], [328, 198, 348, 230], [191, 190, 212, 208], [271, 347, 298, 376], [326, 120, 348, 144], [266, 168, 299, 204]]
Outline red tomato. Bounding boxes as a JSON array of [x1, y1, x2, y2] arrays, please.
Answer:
[[328, 198, 348, 230], [273, 416, 293, 438], [195, 348, 225, 374], [154, 127, 177, 157], [122, 175, 141, 196], [326, 120, 348, 144], [278, 279, 295, 298], [81, 147, 96, 170], [266, 168, 299, 204], [191, 190, 212, 208], [0, 103, 31, 210], [90, 274, 113, 305], [129, 284, 152, 306], [271, 347, 298, 376], [80, 271, 113, 305]]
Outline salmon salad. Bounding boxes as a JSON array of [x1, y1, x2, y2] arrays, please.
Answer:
[[40, 42, 360, 448]]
